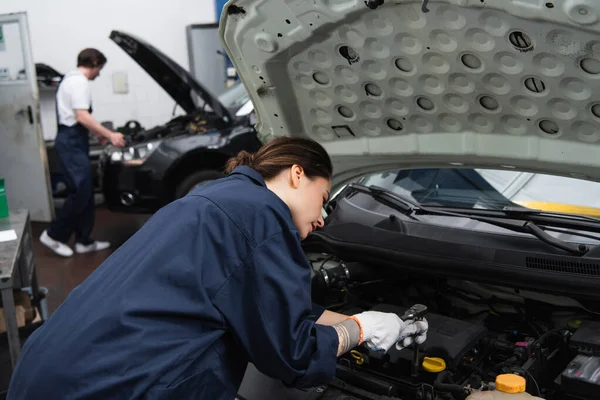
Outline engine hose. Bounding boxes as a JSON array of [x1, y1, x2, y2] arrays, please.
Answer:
[[433, 371, 465, 394], [493, 356, 519, 370], [532, 328, 562, 347], [485, 338, 515, 352], [462, 363, 489, 379], [312, 261, 376, 290], [335, 364, 397, 397]]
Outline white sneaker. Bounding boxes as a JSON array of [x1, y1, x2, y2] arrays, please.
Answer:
[[40, 230, 74, 257], [75, 240, 110, 254]]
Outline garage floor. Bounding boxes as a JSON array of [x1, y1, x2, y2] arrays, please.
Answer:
[[31, 206, 150, 314]]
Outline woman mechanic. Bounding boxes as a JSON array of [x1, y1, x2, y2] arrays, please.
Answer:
[[8, 137, 427, 399]]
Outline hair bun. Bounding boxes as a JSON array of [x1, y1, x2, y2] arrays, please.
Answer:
[[225, 150, 255, 174], [241, 151, 255, 165]]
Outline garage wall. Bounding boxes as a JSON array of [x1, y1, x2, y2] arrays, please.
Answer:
[[0, 0, 216, 133]]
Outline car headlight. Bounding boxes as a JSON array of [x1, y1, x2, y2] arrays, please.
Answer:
[[110, 141, 161, 166]]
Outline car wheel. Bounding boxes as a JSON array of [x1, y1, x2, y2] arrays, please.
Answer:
[[175, 170, 224, 199]]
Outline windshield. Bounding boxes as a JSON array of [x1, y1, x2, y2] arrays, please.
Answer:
[[217, 81, 250, 115], [356, 168, 600, 217]]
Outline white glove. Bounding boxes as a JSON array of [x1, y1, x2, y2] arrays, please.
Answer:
[[395, 319, 428, 350], [353, 311, 405, 352]]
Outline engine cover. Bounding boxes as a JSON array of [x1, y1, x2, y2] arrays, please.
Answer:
[[367, 304, 488, 369], [570, 320, 600, 356]]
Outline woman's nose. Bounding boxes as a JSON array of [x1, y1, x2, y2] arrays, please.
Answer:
[[316, 216, 324, 227]]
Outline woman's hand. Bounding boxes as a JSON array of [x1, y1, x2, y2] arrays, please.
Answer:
[[355, 311, 428, 352], [353, 311, 405, 352], [330, 311, 429, 356]]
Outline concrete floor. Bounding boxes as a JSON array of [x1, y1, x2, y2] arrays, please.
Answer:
[[31, 206, 151, 314]]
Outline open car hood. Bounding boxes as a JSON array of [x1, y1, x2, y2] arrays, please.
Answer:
[[219, 0, 600, 182], [110, 30, 232, 124]]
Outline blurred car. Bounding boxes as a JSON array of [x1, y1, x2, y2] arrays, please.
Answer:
[[34, 63, 64, 88], [17, 62, 64, 87], [219, 1, 600, 399], [99, 30, 261, 213]]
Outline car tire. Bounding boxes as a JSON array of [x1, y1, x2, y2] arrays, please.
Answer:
[[175, 170, 224, 199]]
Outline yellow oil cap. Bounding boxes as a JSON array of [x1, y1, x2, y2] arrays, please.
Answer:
[[422, 357, 446, 373], [496, 374, 526, 394]]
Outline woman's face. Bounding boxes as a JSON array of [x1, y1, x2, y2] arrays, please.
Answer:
[[283, 166, 331, 240]]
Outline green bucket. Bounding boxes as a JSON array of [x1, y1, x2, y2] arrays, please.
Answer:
[[0, 179, 8, 219]]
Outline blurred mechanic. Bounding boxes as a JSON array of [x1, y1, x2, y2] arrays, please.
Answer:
[[8, 137, 427, 399], [40, 48, 125, 258]]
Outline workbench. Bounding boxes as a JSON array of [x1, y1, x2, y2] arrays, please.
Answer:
[[0, 210, 43, 370]]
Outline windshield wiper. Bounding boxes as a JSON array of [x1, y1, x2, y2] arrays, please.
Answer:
[[348, 184, 590, 256], [500, 206, 600, 223], [428, 210, 589, 255], [347, 184, 418, 219], [427, 205, 600, 234]]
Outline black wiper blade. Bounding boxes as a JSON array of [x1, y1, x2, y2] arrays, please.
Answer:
[[426, 206, 600, 234], [368, 185, 422, 208], [347, 184, 590, 255], [523, 221, 589, 255], [479, 217, 587, 255], [347, 183, 417, 216], [501, 206, 600, 223], [418, 208, 589, 256]]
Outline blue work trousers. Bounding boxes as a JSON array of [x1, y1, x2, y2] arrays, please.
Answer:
[[47, 124, 94, 245]]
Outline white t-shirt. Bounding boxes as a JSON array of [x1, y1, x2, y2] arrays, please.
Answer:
[[56, 70, 92, 127]]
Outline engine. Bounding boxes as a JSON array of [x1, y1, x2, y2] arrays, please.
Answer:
[[308, 255, 600, 400], [129, 109, 228, 143]]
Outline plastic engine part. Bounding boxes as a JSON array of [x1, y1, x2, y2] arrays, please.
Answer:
[[558, 355, 600, 400], [366, 304, 487, 369], [570, 320, 600, 356]]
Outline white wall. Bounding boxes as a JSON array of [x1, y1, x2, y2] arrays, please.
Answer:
[[0, 0, 216, 134]]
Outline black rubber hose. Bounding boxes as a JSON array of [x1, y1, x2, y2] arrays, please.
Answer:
[[532, 328, 562, 347], [344, 262, 376, 282], [493, 356, 519, 371], [462, 363, 489, 379], [485, 338, 515, 352], [312, 261, 377, 289], [335, 365, 397, 397], [434, 371, 465, 394]]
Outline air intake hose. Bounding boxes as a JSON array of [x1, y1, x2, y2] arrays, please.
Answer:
[[312, 261, 374, 290]]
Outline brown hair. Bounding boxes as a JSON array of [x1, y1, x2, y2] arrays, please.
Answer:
[[77, 48, 107, 68], [225, 137, 332, 181]]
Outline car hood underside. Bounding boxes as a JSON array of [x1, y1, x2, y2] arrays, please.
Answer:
[[219, 0, 600, 183]]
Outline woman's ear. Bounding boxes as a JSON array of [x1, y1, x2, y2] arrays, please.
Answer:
[[290, 164, 304, 189]]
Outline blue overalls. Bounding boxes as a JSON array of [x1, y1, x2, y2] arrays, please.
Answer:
[[7, 166, 339, 399], [47, 106, 95, 245]]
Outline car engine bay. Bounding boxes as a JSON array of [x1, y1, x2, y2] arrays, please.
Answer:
[[124, 109, 229, 144], [305, 254, 600, 400]]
